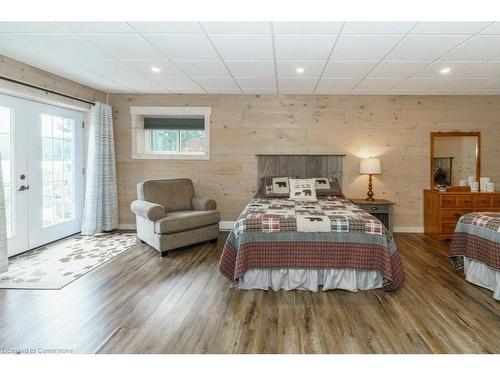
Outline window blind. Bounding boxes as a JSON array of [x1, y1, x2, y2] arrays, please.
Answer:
[[144, 117, 204, 130]]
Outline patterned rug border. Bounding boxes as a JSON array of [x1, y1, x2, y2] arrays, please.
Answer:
[[0, 232, 140, 291]]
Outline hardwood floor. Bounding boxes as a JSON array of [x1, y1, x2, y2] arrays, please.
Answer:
[[0, 233, 498, 354]]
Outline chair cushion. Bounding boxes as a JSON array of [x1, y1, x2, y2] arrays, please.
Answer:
[[138, 178, 194, 212], [155, 210, 220, 234]]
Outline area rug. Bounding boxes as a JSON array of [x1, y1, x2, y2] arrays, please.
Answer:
[[0, 232, 139, 290]]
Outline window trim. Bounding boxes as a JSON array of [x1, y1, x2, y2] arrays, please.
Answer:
[[130, 106, 211, 160]]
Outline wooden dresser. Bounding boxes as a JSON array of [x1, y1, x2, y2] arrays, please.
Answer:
[[424, 189, 500, 240]]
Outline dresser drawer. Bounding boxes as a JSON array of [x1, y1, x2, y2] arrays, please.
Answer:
[[456, 196, 473, 208], [441, 222, 458, 234], [440, 195, 457, 208], [440, 209, 471, 222], [493, 195, 500, 207], [359, 204, 389, 214], [475, 195, 492, 208]]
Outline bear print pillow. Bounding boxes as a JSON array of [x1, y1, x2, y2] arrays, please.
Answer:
[[289, 178, 318, 201], [261, 176, 295, 198]]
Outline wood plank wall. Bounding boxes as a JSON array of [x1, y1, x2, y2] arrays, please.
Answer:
[[109, 94, 500, 231]]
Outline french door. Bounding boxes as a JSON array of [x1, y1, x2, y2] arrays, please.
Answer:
[[0, 94, 84, 256]]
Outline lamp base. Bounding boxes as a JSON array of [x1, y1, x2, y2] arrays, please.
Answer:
[[365, 174, 375, 201]]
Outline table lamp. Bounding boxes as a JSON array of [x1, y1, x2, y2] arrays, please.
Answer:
[[360, 157, 382, 202]]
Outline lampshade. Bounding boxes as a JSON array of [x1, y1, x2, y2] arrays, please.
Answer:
[[360, 158, 382, 175]]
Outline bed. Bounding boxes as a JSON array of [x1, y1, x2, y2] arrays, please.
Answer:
[[449, 212, 500, 300], [218, 155, 405, 292]]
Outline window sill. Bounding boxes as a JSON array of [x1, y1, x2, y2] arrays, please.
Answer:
[[132, 153, 210, 161]]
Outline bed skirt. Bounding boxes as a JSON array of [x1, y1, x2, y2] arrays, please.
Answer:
[[235, 268, 384, 292], [464, 258, 500, 300]]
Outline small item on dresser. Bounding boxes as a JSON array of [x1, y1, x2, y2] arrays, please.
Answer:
[[480, 177, 491, 191], [470, 181, 479, 192], [484, 182, 495, 192], [459, 179, 468, 187], [468, 176, 476, 184]]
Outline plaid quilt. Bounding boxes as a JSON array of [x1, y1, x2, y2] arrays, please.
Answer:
[[449, 212, 500, 271], [219, 196, 405, 291]]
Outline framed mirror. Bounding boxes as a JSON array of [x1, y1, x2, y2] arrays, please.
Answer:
[[430, 131, 480, 190]]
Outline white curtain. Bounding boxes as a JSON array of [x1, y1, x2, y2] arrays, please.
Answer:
[[81, 102, 118, 235], [0, 152, 7, 273]]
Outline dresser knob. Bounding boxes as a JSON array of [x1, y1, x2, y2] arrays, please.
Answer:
[[371, 207, 378, 211]]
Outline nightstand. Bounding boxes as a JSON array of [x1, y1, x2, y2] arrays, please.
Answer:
[[349, 198, 395, 234]]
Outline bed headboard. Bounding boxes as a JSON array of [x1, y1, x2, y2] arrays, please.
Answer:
[[256, 154, 345, 187]]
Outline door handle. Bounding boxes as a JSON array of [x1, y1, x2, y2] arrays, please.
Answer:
[[18, 185, 30, 191]]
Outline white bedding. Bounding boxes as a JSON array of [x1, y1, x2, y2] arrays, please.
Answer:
[[464, 257, 500, 300], [236, 268, 384, 292]]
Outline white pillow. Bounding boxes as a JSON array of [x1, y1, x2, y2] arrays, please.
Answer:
[[289, 178, 318, 201]]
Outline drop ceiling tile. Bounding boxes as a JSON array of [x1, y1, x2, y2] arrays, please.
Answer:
[[124, 80, 170, 93], [274, 35, 336, 60], [120, 59, 185, 77], [410, 22, 491, 35], [56, 22, 136, 34], [273, 22, 342, 34], [225, 60, 275, 77], [314, 89, 351, 95], [242, 89, 277, 94], [342, 22, 416, 34], [316, 78, 360, 90], [480, 22, 500, 35], [206, 88, 242, 94], [435, 78, 491, 90], [349, 88, 388, 95], [463, 88, 500, 94], [0, 22, 67, 33], [74, 60, 155, 87], [209, 34, 273, 60], [201, 22, 271, 34], [355, 78, 404, 90], [12, 34, 110, 60], [278, 79, 317, 90], [144, 34, 218, 60], [323, 61, 378, 78], [174, 60, 230, 77], [441, 35, 500, 61], [0, 34, 46, 60], [276, 61, 325, 78], [194, 77, 239, 90], [414, 61, 485, 78], [474, 78, 500, 89], [128, 22, 203, 34], [395, 78, 449, 89], [279, 89, 315, 94], [154, 76, 205, 93], [368, 61, 430, 78], [79, 34, 163, 59], [386, 35, 469, 61], [236, 78, 276, 90], [331, 35, 403, 60], [463, 61, 500, 78]]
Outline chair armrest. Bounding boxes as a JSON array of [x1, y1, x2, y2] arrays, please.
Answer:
[[192, 196, 217, 211], [130, 200, 166, 221]]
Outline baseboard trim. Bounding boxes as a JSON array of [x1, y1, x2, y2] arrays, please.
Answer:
[[393, 226, 424, 233], [119, 222, 422, 233]]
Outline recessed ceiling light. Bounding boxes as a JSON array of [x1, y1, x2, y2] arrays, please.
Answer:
[[296, 67, 305, 74], [151, 67, 161, 73], [440, 67, 451, 74]]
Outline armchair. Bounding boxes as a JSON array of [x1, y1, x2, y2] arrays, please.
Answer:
[[131, 178, 220, 256]]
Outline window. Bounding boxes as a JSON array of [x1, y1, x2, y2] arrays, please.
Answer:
[[131, 107, 211, 160]]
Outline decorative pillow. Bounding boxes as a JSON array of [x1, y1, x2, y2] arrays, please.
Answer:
[[314, 177, 343, 196], [260, 176, 295, 198], [289, 178, 318, 201]]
